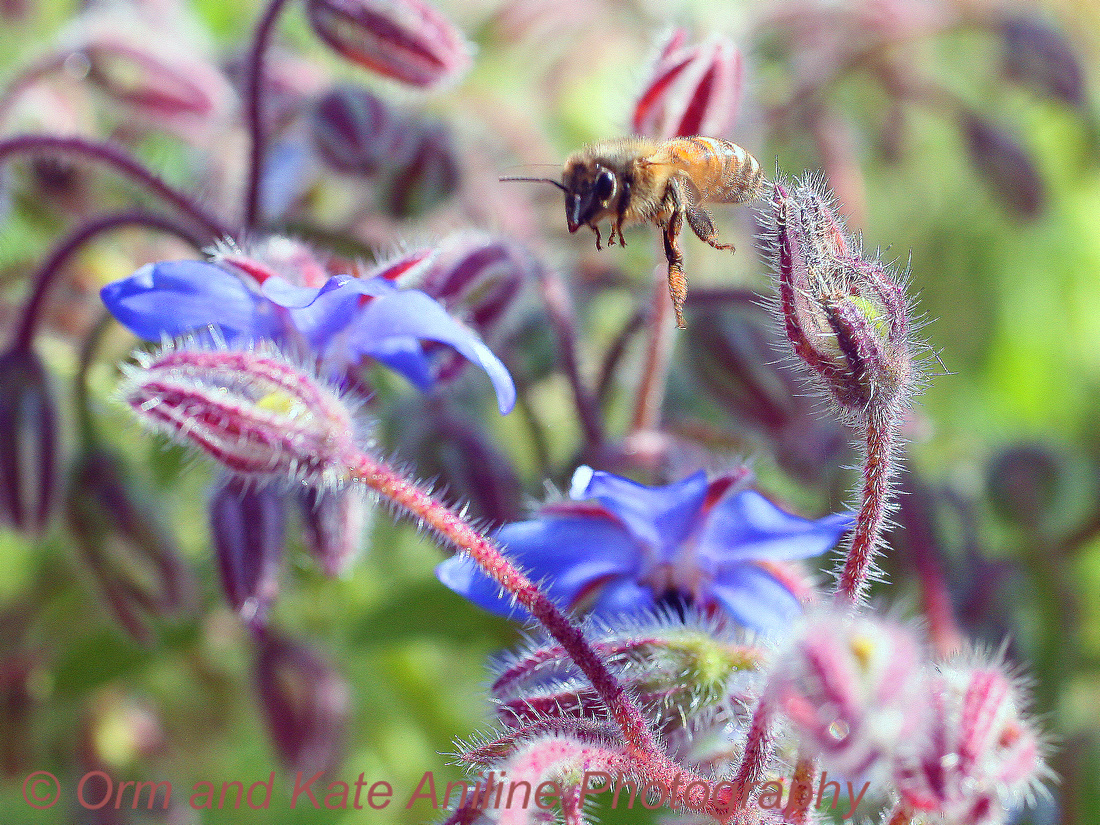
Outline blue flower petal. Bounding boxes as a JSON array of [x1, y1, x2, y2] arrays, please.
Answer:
[[569, 467, 708, 554], [436, 516, 640, 618], [708, 564, 804, 633], [589, 578, 657, 615], [347, 283, 516, 414], [101, 261, 274, 341], [697, 490, 853, 565], [366, 336, 434, 391]]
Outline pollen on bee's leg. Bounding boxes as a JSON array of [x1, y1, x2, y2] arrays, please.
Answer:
[[667, 265, 688, 329]]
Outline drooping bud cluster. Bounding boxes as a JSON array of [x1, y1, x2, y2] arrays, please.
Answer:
[[765, 178, 918, 428], [65, 448, 195, 644], [767, 608, 1049, 824]]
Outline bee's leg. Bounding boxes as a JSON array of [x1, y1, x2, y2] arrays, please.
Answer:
[[592, 225, 603, 250], [686, 203, 735, 252], [610, 221, 626, 248], [662, 209, 688, 329]]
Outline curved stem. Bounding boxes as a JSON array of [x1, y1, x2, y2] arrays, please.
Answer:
[[243, 0, 296, 228], [0, 135, 232, 239], [731, 698, 773, 802], [836, 410, 897, 603], [74, 310, 114, 446], [630, 266, 676, 433], [12, 210, 208, 351], [595, 306, 644, 407], [537, 269, 604, 455]]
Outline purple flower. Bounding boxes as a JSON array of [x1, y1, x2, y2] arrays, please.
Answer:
[[438, 467, 853, 633], [100, 245, 515, 414]]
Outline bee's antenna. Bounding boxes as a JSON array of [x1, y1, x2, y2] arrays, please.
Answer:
[[499, 176, 568, 192]]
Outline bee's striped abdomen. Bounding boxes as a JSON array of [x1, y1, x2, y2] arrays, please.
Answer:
[[662, 137, 765, 204]]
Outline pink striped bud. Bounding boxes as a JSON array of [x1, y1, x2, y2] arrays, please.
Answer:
[[210, 474, 286, 629], [63, 7, 235, 142], [632, 29, 744, 139], [310, 85, 410, 174], [767, 608, 929, 778], [305, 0, 473, 90], [894, 658, 1048, 823], [0, 347, 60, 535], [121, 345, 362, 489], [407, 231, 533, 373], [254, 631, 350, 776]]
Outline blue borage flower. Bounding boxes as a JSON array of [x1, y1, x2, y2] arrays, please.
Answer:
[[438, 467, 854, 633], [100, 251, 515, 415]]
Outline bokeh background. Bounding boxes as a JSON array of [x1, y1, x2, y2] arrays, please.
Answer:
[[2, 0, 1099, 822]]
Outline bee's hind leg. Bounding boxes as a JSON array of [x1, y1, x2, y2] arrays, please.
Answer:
[[662, 211, 688, 329], [591, 225, 603, 250], [686, 203, 735, 252]]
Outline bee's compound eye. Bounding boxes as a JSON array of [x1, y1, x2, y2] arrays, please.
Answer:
[[594, 170, 615, 201]]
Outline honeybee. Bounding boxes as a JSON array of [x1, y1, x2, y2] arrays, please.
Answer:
[[503, 136, 766, 328]]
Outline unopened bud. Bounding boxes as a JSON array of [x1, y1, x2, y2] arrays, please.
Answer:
[[210, 474, 286, 629], [63, 8, 235, 141], [310, 85, 409, 174], [254, 631, 350, 776], [894, 657, 1049, 822], [0, 347, 60, 535], [768, 608, 929, 778], [65, 449, 194, 644], [632, 29, 744, 139], [768, 180, 915, 424], [120, 345, 362, 489], [1001, 15, 1085, 108], [298, 485, 368, 577], [963, 114, 1044, 219], [305, 0, 473, 90], [380, 120, 459, 217]]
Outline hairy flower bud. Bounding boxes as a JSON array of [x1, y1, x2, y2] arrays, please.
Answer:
[[65, 449, 194, 644], [632, 29, 744, 139], [492, 615, 763, 732], [767, 608, 929, 778], [210, 474, 286, 629], [305, 0, 473, 90], [0, 347, 60, 534], [962, 115, 1044, 219], [120, 345, 362, 489], [254, 631, 350, 776], [767, 179, 916, 425], [894, 657, 1049, 823]]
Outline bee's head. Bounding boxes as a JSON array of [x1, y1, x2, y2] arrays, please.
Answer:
[[562, 160, 619, 233]]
